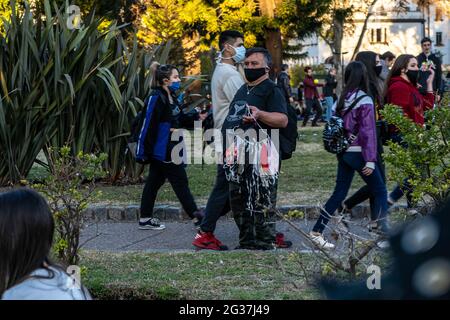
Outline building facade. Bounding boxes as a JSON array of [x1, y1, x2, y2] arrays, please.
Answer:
[[296, 0, 449, 66]]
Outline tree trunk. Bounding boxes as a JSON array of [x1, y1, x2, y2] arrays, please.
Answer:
[[265, 28, 283, 80], [259, 0, 283, 80], [333, 16, 344, 95], [351, 0, 378, 61]]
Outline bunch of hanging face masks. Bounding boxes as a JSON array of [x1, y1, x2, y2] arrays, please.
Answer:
[[223, 132, 280, 213]]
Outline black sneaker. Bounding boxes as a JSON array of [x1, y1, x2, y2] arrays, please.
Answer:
[[139, 218, 166, 230]]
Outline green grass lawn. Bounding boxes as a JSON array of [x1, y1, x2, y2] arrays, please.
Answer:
[[81, 248, 393, 300], [25, 126, 398, 206], [81, 250, 326, 300]]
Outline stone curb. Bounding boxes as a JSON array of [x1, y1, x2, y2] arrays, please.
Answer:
[[83, 204, 410, 222]]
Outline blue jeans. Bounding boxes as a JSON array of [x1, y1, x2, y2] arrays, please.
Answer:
[[312, 152, 388, 233], [390, 180, 414, 207], [324, 96, 334, 122]]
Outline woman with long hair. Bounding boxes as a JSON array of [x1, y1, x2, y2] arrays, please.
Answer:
[[340, 51, 388, 227], [0, 189, 91, 300], [137, 62, 206, 230], [309, 61, 389, 249], [383, 54, 435, 211]]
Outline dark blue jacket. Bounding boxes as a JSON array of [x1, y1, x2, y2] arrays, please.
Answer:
[[136, 88, 199, 164]]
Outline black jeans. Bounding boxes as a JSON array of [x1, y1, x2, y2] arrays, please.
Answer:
[[140, 160, 198, 218], [303, 98, 322, 125], [200, 165, 231, 233], [312, 152, 388, 234]]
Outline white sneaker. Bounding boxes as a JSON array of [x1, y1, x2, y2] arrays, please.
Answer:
[[309, 232, 335, 249], [377, 240, 390, 249], [407, 209, 419, 216]]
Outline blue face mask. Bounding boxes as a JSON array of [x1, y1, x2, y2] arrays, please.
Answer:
[[169, 81, 181, 92], [232, 45, 246, 63]]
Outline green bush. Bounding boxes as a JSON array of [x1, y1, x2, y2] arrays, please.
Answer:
[[381, 93, 450, 210], [34, 146, 107, 265]]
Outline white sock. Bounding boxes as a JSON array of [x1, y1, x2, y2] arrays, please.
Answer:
[[388, 197, 395, 205], [140, 218, 151, 223]]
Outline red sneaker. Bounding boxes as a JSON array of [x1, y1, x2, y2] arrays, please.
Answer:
[[192, 231, 229, 251], [275, 233, 292, 248]]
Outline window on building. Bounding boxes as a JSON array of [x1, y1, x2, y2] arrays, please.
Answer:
[[369, 28, 388, 44], [376, 28, 382, 42], [436, 32, 443, 46]]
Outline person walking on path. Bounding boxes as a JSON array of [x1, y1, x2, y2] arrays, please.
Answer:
[[192, 30, 246, 250], [383, 54, 435, 213], [309, 61, 389, 249], [138, 63, 206, 231], [302, 66, 323, 127], [340, 51, 387, 221]]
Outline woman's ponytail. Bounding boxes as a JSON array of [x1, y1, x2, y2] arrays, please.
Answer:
[[150, 61, 161, 89], [149, 62, 178, 89]]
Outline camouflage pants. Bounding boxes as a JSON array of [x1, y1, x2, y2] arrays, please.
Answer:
[[229, 181, 278, 249]]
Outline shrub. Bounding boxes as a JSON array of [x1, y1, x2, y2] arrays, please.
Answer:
[[34, 146, 107, 265], [380, 93, 450, 211]]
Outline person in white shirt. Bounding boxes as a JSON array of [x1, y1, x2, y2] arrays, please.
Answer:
[[0, 189, 91, 300], [192, 30, 245, 250]]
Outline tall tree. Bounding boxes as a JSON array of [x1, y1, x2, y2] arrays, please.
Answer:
[[350, 0, 378, 61], [259, 0, 283, 78], [132, 0, 331, 75], [261, 0, 331, 78], [318, 1, 353, 92]]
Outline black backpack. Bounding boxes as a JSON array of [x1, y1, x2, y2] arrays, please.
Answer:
[[279, 103, 298, 160], [127, 91, 169, 163], [323, 94, 369, 154], [270, 81, 298, 160]]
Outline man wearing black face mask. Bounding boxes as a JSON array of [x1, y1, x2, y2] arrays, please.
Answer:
[[223, 47, 292, 250]]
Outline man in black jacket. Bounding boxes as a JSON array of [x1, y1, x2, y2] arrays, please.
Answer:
[[417, 37, 442, 103], [277, 64, 293, 105]]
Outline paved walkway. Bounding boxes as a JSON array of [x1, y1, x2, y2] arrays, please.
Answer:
[[80, 217, 373, 253]]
